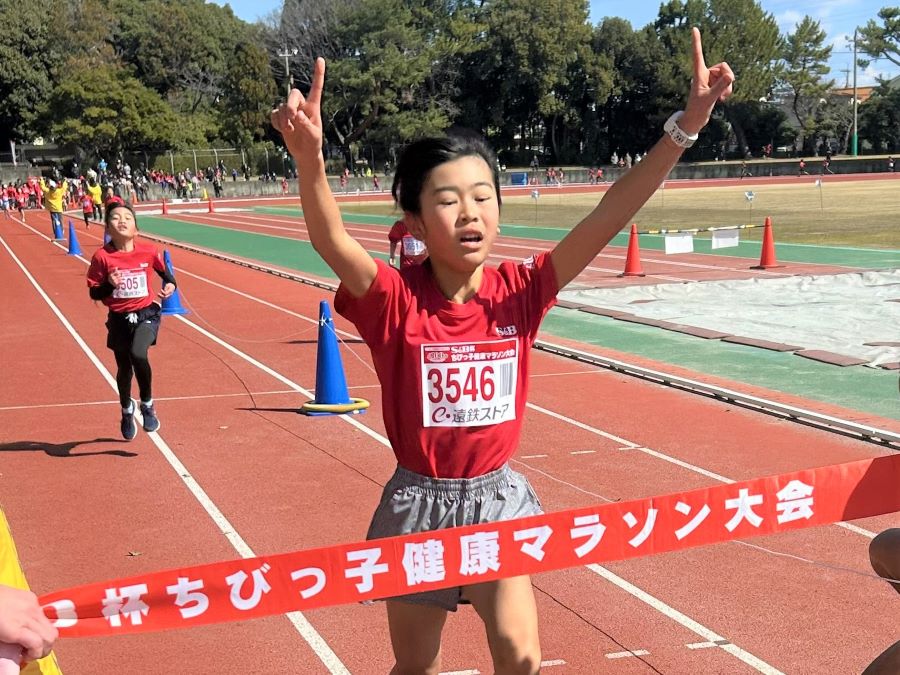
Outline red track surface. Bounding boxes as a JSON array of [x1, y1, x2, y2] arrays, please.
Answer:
[[1, 210, 898, 674]]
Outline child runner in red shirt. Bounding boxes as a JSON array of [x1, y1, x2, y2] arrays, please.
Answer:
[[81, 193, 94, 229], [272, 28, 733, 674], [388, 218, 427, 267], [86, 204, 177, 440]]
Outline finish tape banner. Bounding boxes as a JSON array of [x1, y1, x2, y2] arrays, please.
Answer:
[[40, 454, 899, 638]]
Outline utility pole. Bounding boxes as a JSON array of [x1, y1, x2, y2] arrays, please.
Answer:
[[851, 28, 858, 157], [277, 46, 298, 96]]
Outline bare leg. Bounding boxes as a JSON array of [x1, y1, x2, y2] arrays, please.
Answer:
[[386, 600, 448, 675], [466, 576, 541, 675]]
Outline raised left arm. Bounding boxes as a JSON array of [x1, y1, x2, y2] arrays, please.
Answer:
[[550, 28, 734, 290]]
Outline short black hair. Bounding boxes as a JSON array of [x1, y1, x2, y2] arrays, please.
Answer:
[[104, 202, 136, 228], [391, 132, 501, 214]]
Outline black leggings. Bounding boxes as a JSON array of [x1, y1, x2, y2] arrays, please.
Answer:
[[113, 327, 156, 408]]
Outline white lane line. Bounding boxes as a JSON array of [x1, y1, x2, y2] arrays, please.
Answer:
[[123, 244, 786, 675], [530, 370, 607, 378], [441, 663, 564, 674], [589, 564, 783, 674], [0, 230, 350, 675], [5, 219, 812, 673], [174, 316, 388, 447], [687, 640, 731, 650], [570, 450, 596, 455], [520, 454, 549, 459], [0, 389, 297, 412], [606, 649, 650, 659], [528, 401, 876, 538]]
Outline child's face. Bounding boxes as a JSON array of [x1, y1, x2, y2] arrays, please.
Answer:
[[408, 155, 499, 272], [106, 207, 137, 240]]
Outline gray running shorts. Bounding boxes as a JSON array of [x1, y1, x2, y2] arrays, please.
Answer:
[[366, 463, 543, 611]]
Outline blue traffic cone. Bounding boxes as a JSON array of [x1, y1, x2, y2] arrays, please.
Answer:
[[300, 300, 368, 416], [103, 231, 111, 245], [66, 220, 83, 256], [52, 219, 63, 240], [160, 249, 189, 315]]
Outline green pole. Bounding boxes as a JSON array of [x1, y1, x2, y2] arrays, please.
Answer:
[[851, 28, 859, 157]]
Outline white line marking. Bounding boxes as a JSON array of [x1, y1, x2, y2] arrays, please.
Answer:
[[541, 659, 566, 667], [5, 217, 839, 672], [589, 565, 783, 674], [530, 369, 606, 378], [175, 316, 388, 447], [0, 230, 350, 675], [528, 401, 876, 537], [520, 454, 548, 459], [606, 649, 650, 659], [0, 390, 297, 412], [570, 450, 596, 455], [171, 315, 785, 675], [687, 641, 723, 650]]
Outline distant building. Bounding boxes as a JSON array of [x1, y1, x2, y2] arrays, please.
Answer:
[[830, 74, 900, 103], [829, 85, 876, 104]]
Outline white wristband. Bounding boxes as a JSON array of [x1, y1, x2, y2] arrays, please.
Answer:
[[664, 111, 699, 149]]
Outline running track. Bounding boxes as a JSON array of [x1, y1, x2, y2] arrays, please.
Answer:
[[167, 208, 855, 288], [1, 206, 898, 674]]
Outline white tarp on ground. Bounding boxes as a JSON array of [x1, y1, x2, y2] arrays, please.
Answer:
[[559, 269, 900, 368]]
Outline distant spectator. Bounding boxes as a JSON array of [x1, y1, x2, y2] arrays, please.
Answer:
[[888, 156, 895, 173], [39, 177, 68, 238]]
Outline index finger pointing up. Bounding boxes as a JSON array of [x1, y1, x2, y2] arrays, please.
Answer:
[[692, 27, 707, 77], [306, 57, 326, 108]]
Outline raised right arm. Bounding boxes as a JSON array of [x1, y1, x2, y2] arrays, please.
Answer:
[[271, 58, 377, 298]]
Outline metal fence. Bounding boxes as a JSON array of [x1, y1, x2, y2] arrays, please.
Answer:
[[120, 145, 293, 178]]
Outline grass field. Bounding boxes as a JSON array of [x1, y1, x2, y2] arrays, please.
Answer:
[[341, 179, 899, 249]]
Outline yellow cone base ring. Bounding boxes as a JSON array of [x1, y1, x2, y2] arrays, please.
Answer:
[[300, 397, 370, 416]]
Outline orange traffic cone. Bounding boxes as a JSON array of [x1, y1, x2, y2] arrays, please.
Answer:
[[161, 198, 169, 215], [207, 197, 215, 213], [619, 223, 645, 277], [751, 216, 779, 269]]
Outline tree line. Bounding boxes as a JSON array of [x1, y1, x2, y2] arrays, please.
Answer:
[[1, 0, 897, 170]]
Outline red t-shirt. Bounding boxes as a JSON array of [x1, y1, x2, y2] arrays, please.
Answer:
[[82, 195, 93, 213], [335, 253, 558, 478], [388, 220, 427, 267], [86, 241, 166, 313]]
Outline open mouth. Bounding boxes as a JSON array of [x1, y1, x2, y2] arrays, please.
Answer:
[[459, 233, 483, 244]]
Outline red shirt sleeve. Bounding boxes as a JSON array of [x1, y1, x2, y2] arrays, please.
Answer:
[[497, 252, 559, 343], [86, 250, 108, 288], [334, 259, 404, 347], [151, 246, 166, 275], [388, 221, 405, 243]]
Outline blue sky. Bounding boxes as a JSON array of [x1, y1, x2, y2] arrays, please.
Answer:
[[212, 0, 897, 85]]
